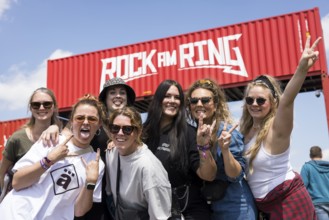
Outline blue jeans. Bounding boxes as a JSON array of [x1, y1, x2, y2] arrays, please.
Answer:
[[211, 179, 257, 220], [315, 204, 329, 220]]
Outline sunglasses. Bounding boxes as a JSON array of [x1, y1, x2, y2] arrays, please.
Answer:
[[30, 101, 53, 110], [189, 97, 212, 105], [109, 124, 136, 135], [74, 115, 99, 124], [245, 97, 267, 106]]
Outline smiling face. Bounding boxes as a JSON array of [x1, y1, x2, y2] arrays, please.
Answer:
[[246, 85, 272, 122], [161, 85, 181, 122], [30, 91, 55, 123], [110, 114, 139, 156], [71, 104, 101, 148], [189, 88, 216, 124], [106, 85, 128, 112]]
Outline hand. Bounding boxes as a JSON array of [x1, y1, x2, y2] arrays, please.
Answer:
[[217, 123, 238, 151], [298, 35, 321, 71], [47, 135, 73, 163], [107, 141, 115, 150], [82, 148, 100, 184], [197, 113, 216, 146], [39, 125, 60, 147]]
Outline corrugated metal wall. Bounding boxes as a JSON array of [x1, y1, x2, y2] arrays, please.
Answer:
[[47, 7, 327, 110], [0, 119, 28, 161]]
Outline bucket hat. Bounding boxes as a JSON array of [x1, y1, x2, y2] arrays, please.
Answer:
[[99, 78, 136, 106]]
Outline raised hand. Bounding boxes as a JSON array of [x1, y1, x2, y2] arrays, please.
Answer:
[[217, 123, 238, 151], [81, 148, 100, 184], [299, 36, 321, 71], [47, 134, 73, 163], [197, 113, 216, 146]]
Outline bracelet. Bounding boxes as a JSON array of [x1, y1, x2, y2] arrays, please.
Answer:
[[44, 156, 53, 165], [197, 144, 211, 159], [40, 158, 50, 170]]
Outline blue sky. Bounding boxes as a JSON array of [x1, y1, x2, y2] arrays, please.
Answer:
[[0, 0, 328, 172]]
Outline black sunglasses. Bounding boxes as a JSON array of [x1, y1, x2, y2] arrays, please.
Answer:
[[109, 124, 136, 135], [245, 97, 267, 106], [30, 101, 53, 110], [189, 97, 212, 105]]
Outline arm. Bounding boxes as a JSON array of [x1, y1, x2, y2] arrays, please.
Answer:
[[269, 36, 322, 153], [0, 157, 13, 190], [218, 124, 242, 179], [300, 164, 309, 187], [12, 135, 73, 190], [74, 149, 101, 217], [195, 117, 217, 181]]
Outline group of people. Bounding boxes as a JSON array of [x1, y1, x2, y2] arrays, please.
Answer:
[[0, 35, 325, 220]]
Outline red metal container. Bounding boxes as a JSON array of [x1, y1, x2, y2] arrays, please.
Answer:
[[0, 118, 28, 161], [47, 7, 327, 110]]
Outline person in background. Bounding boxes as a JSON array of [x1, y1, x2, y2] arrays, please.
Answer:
[[240, 36, 321, 219], [186, 78, 257, 219], [301, 146, 329, 220], [41, 77, 136, 220], [106, 107, 172, 220], [142, 79, 217, 219], [0, 94, 105, 219], [0, 87, 62, 198]]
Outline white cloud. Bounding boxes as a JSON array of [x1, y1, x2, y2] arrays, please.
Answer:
[[0, 49, 73, 120], [322, 13, 329, 53], [0, 0, 15, 20]]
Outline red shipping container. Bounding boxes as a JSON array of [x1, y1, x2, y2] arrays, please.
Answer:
[[47, 7, 327, 111]]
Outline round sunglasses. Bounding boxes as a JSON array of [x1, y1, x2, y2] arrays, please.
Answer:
[[30, 101, 53, 110], [245, 97, 267, 106], [109, 124, 136, 135], [189, 97, 212, 105], [74, 115, 99, 124]]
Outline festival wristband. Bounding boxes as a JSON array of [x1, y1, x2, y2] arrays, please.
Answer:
[[197, 144, 211, 158], [40, 158, 50, 170]]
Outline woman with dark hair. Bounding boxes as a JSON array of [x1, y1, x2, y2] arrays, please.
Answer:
[[143, 79, 217, 219], [0, 87, 62, 197]]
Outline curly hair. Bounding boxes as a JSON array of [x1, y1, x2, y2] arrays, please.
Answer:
[[185, 78, 233, 147]]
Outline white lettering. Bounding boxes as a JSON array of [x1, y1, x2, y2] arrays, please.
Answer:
[[158, 51, 177, 67]]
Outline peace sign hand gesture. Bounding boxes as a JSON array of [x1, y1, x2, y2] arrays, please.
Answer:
[[217, 123, 238, 151], [197, 113, 216, 146], [299, 35, 321, 71], [47, 134, 73, 163]]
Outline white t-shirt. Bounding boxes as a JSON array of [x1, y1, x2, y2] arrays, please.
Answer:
[[0, 135, 105, 220], [245, 137, 295, 198]]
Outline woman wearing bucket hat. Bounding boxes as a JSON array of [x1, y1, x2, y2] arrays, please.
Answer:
[[40, 77, 136, 220]]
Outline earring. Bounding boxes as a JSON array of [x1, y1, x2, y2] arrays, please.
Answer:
[[95, 128, 101, 136]]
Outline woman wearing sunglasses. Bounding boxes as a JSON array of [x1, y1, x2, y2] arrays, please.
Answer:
[[105, 106, 172, 220], [0, 94, 105, 219], [0, 87, 62, 200], [240, 36, 321, 219], [186, 79, 257, 219], [142, 79, 217, 219]]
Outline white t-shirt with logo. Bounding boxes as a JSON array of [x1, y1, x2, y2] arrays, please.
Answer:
[[0, 135, 105, 220]]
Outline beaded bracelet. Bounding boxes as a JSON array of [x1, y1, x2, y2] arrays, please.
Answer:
[[40, 158, 50, 170], [197, 144, 211, 159]]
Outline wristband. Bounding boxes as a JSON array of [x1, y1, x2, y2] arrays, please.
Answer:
[[40, 158, 50, 170], [44, 156, 53, 165], [197, 144, 211, 158]]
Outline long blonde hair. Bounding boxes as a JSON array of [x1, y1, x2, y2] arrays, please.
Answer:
[[240, 75, 282, 172]]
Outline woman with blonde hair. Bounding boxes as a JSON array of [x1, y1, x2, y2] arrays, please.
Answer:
[[240, 36, 321, 219]]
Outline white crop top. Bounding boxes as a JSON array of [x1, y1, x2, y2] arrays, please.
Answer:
[[244, 137, 295, 199]]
